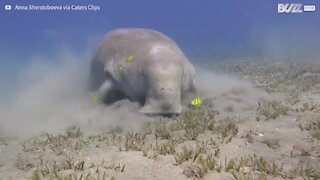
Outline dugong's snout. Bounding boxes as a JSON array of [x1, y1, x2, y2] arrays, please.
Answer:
[[139, 104, 182, 115], [139, 86, 182, 115]]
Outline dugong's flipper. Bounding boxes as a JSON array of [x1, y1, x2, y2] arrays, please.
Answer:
[[96, 80, 115, 103], [96, 79, 127, 104]]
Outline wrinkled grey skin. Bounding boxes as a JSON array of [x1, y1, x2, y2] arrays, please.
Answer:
[[89, 28, 196, 114]]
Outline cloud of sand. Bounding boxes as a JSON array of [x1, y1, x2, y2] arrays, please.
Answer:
[[194, 68, 270, 113], [0, 50, 270, 138], [0, 50, 153, 138]]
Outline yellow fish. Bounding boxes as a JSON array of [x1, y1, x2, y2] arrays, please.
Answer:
[[92, 94, 98, 102], [191, 97, 202, 108], [126, 55, 135, 63], [117, 64, 124, 72]]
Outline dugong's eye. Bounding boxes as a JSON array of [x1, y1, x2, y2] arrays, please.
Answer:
[[160, 88, 165, 93]]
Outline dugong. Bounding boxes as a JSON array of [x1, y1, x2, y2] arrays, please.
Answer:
[[89, 28, 196, 114]]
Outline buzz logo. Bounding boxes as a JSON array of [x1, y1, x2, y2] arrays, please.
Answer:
[[278, 3, 303, 13]]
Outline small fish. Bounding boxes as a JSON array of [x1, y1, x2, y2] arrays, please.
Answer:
[[126, 55, 135, 63], [92, 94, 98, 102], [191, 97, 202, 108], [117, 64, 124, 72]]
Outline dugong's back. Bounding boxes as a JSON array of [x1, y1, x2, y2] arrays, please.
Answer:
[[90, 28, 190, 91], [93, 28, 185, 64]]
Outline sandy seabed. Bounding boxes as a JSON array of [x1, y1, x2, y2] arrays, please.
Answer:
[[0, 57, 320, 180]]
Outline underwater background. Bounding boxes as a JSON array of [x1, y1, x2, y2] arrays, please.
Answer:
[[1, 0, 319, 61], [0, 0, 319, 102]]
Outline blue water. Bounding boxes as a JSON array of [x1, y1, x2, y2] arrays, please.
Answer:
[[0, 0, 319, 63]]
